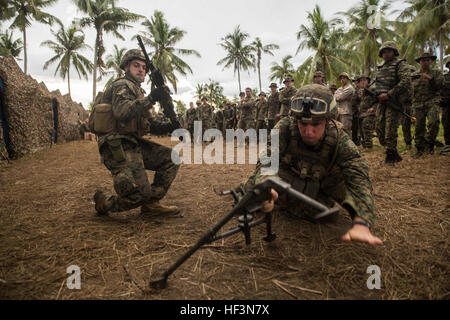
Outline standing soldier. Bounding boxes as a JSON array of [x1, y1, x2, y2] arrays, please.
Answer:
[[199, 97, 214, 139], [278, 75, 296, 119], [313, 71, 326, 86], [356, 75, 378, 148], [185, 101, 198, 137], [334, 72, 355, 137], [267, 83, 281, 131], [398, 64, 416, 149], [329, 83, 337, 95], [441, 59, 450, 149], [351, 76, 362, 146], [238, 88, 257, 131], [374, 41, 411, 164], [255, 92, 268, 136], [93, 49, 180, 217], [411, 52, 443, 157], [232, 102, 239, 130], [215, 104, 224, 134], [223, 101, 234, 132]]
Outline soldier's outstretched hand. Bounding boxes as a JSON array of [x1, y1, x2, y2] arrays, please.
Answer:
[[341, 223, 383, 245]]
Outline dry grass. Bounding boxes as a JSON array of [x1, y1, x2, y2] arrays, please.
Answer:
[[0, 137, 448, 300]]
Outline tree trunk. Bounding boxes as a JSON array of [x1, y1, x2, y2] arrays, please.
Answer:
[[92, 30, 100, 102], [68, 65, 71, 98], [23, 27, 27, 74], [439, 29, 443, 71], [258, 58, 261, 93], [237, 61, 242, 93]]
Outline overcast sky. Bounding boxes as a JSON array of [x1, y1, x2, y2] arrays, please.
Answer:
[[1, 0, 406, 109]]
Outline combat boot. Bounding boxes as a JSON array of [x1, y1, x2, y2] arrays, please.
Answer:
[[425, 143, 434, 155], [141, 201, 181, 217], [392, 149, 403, 163], [412, 148, 424, 159], [384, 150, 395, 165], [94, 190, 112, 215]]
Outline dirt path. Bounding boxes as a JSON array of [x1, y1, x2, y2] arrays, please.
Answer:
[[0, 137, 449, 299]]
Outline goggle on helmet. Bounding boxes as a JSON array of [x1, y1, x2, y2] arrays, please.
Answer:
[[291, 94, 336, 121]]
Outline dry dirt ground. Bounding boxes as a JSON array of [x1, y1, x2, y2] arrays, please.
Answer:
[[0, 137, 449, 300]]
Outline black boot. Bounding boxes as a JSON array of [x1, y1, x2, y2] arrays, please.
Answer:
[[384, 150, 395, 165], [392, 149, 403, 162], [412, 148, 424, 159]]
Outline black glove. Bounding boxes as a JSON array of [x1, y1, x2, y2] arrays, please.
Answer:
[[149, 86, 171, 103]]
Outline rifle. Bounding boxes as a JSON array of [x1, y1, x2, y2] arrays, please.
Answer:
[[136, 35, 182, 130], [364, 87, 416, 122], [149, 177, 339, 290]]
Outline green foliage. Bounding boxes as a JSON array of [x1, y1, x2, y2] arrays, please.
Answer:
[[0, 30, 23, 59], [41, 21, 93, 96], [135, 10, 200, 93], [217, 25, 255, 92]]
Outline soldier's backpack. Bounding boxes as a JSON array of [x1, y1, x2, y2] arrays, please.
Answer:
[[88, 91, 116, 134]]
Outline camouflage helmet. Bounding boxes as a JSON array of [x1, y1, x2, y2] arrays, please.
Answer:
[[196, 100, 201, 105], [120, 49, 147, 70], [314, 71, 324, 78], [290, 84, 336, 122], [329, 83, 338, 90], [378, 41, 399, 58]]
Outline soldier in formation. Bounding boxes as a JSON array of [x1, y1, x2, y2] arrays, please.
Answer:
[[267, 83, 281, 131], [278, 76, 296, 119], [410, 52, 443, 157], [255, 92, 268, 136]]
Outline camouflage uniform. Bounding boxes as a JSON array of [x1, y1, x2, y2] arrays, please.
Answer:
[[375, 41, 411, 161], [238, 95, 256, 130], [334, 73, 355, 137], [244, 84, 375, 225], [441, 65, 450, 145], [359, 89, 378, 148], [255, 95, 268, 134], [411, 54, 443, 153], [185, 106, 198, 136], [267, 85, 281, 131], [199, 101, 214, 135], [223, 103, 235, 131], [96, 73, 179, 213], [398, 64, 416, 147], [214, 107, 224, 133], [279, 76, 296, 118]]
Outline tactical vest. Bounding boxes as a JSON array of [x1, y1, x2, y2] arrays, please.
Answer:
[[223, 107, 234, 120], [278, 119, 341, 200], [375, 58, 405, 95]]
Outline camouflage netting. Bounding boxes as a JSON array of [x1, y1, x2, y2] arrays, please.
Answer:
[[0, 56, 86, 160]]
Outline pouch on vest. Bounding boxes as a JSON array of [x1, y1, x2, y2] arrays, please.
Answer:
[[90, 103, 117, 134]]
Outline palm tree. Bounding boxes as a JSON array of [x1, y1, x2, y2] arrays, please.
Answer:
[[269, 55, 294, 85], [395, 0, 449, 70], [135, 10, 201, 93], [217, 25, 255, 92], [41, 21, 93, 97], [204, 79, 225, 107], [0, 30, 23, 59], [103, 44, 126, 89], [338, 0, 397, 75], [4, 0, 59, 74], [296, 5, 354, 85], [194, 83, 207, 100], [251, 37, 279, 92], [73, 0, 143, 101]]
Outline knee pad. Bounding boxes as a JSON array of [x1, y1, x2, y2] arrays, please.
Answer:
[[113, 169, 137, 197]]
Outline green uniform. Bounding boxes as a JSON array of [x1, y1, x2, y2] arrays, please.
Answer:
[[244, 117, 375, 225], [359, 89, 378, 148], [214, 108, 224, 133], [374, 57, 411, 152], [441, 72, 450, 145], [255, 99, 268, 134], [199, 102, 214, 135], [278, 86, 296, 118], [411, 69, 443, 151], [185, 107, 199, 136], [267, 91, 280, 130], [223, 105, 235, 131], [97, 74, 179, 212], [238, 96, 256, 130]]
